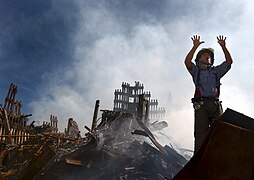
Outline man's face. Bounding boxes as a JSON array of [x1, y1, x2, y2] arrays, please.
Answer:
[[199, 52, 212, 65]]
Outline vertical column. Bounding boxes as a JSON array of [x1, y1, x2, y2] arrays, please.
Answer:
[[0, 125, 2, 141], [91, 100, 100, 131]]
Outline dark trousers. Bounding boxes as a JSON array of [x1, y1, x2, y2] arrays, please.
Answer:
[[194, 99, 223, 153]]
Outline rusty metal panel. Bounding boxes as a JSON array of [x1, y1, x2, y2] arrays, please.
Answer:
[[173, 108, 254, 180]]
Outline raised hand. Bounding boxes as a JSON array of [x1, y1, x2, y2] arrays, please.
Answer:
[[217, 35, 226, 47], [191, 35, 204, 47], [217, 35, 233, 65]]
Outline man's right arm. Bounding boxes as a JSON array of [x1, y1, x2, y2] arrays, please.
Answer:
[[184, 35, 204, 70], [184, 46, 199, 70]]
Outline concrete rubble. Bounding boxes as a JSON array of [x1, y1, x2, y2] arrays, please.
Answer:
[[2, 81, 253, 179], [0, 82, 188, 179]]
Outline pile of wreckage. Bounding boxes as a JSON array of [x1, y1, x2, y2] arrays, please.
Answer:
[[0, 82, 189, 179], [2, 81, 253, 179]]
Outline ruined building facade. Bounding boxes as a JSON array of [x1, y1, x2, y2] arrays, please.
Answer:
[[113, 81, 165, 121], [0, 83, 58, 145]]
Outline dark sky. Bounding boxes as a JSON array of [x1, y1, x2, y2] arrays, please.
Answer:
[[0, 0, 80, 111], [0, 0, 188, 113]]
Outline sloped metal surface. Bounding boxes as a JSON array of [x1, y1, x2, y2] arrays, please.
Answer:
[[173, 108, 254, 180]]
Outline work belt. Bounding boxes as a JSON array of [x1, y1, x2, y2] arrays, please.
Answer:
[[191, 97, 220, 110]]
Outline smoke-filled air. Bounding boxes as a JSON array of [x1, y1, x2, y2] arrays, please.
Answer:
[[1, 0, 254, 150]]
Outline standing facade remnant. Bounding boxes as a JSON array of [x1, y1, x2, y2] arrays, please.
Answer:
[[113, 81, 165, 120], [50, 115, 58, 133], [0, 83, 31, 145], [65, 118, 79, 138], [4, 83, 21, 115], [137, 94, 149, 124]]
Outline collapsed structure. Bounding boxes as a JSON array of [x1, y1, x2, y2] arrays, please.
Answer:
[[2, 81, 252, 179], [0, 82, 188, 179], [0, 83, 62, 179]]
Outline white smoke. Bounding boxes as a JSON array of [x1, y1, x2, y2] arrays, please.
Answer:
[[29, 0, 254, 151]]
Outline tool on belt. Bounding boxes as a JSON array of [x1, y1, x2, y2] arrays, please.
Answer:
[[191, 98, 204, 110]]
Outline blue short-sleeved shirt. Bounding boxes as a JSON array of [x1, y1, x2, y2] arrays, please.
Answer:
[[188, 61, 231, 97]]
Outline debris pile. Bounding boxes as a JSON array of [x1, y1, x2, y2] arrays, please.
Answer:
[[38, 107, 187, 179], [0, 82, 188, 179], [0, 83, 77, 179]]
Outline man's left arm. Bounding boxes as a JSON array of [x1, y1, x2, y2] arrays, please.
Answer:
[[217, 35, 233, 66]]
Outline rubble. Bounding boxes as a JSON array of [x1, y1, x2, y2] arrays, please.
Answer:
[[37, 108, 187, 179], [0, 82, 188, 179]]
